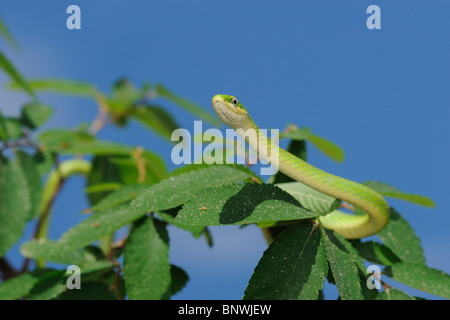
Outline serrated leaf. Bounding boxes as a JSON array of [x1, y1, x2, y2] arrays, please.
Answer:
[[351, 240, 401, 266], [0, 269, 56, 300], [15, 150, 43, 220], [130, 165, 252, 214], [20, 239, 88, 265], [176, 183, 318, 226], [38, 129, 132, 155], [171, 163, 260, 182], [89, 184, 149, 212], [124, 216, 170, 300], [0, 270, 42, 300], [321, 227, 364, 300], [0, 50, 36, 98], [26, 270, 67, 300], [131, 105, 180, 140], [276, 182, 341, 215], [362, 180, 435, 207], [21, 206, 146, 264], [0, 156, 31, 256], [10, 78, 98, 97], [384, 263, 450, 299], [58, 205, 145, 251], [166, 265, 189, 297], [21, 102, 53, 129], [155, 84, 220, 126], [157, 209, 204, 237], [243, 222, 326, 300], [377, 208, 426, 265]]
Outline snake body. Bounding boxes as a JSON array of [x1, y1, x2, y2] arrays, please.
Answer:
[[212, 94, 389, 239]]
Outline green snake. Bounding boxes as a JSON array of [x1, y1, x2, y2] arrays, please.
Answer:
[[211, 94, 390, 239]]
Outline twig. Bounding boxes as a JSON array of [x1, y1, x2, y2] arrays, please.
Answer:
[[0, 257, 18, 280], [339, 202, 354, 211], [88, 95, 112, 136]]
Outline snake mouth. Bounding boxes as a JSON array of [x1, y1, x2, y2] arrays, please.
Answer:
[[212, 95, 247, 116], [212, 94, 248, 129]]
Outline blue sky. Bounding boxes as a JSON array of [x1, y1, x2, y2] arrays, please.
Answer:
[[1, 1, 449, 299]]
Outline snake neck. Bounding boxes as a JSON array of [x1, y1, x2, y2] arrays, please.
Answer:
[[235, 117, 390, 239]]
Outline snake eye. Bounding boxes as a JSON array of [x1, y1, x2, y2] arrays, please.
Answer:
[[232, 98, 238, 106]]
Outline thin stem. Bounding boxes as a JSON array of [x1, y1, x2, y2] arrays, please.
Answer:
[[29, 159, 92, 269]]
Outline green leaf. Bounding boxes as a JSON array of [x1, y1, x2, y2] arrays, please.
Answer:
[[276, 182, 341, 215], [86, 152, 168, 206], [0, 115, 23, 140], [58, 282, 117, 300], [84, 182, 122, 194], [157, 209, 204, 237], [130, 165, 252, 214], [11, 78, 98, 97], [0, 269, 58, 300], [176, 183, 318, 226], [308, 133, 345, 163], [243, 222, 327, 300], [28, 167, 249, 260], [279, 127, 312, 141], [376, 288, 416, 300], [0, 16, 19, 49], [89, 184, 149, 212], [111, 78, 142, 106], [0, 156, 31, 256], [38, 129, 132, 155], [15, 150, 43, 220], [124, 216, 171, 300], [155, 84, 220, 126], [25, 270, 67, 300], [0, 112, 6, 140], [171, 162, 260, 182], [351, 240, 401, 266], [21, 102, 53, 129], [377, 208, 426, 265], [21, 206, 146, 264], [131, 105, 180, 140], [58, 205, 145, 251], [362, 180, 435, 207], [86, 155, 124, 206], [129, 149, 169, 183], [280, 127, 344, 163], [166, 265, 189, 297], [0, 50, 36, 99], [321, 228, 364, 300], [384, 263, 450, 299], [20, 239, 88, 265], [32, 150, 54, 176]]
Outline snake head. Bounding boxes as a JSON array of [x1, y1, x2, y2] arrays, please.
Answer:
[[212, 94, 250, 129]]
